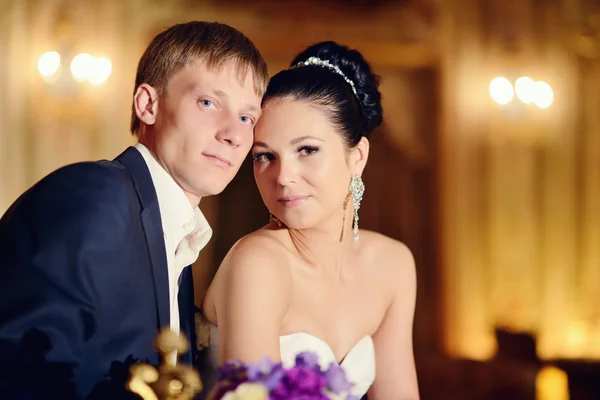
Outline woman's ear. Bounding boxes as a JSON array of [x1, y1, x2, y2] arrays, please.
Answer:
[[350, 136, 370, 176], [133, 83, 159, 126]]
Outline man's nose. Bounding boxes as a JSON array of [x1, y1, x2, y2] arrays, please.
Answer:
[[216, 118, 242, 147]]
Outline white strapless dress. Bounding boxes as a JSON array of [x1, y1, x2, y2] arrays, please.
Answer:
[[207, 325, 376, 399]]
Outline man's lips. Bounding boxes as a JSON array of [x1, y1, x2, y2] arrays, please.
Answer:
[[203, 153, 232, 168]]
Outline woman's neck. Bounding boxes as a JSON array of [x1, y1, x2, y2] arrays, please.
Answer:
[[286, 203, 358, 275]]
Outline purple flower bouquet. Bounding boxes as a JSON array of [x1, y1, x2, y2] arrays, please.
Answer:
[[206, 352, 359, 400]]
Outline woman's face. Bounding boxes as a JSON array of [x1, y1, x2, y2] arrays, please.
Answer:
[[252, 97, 366, 229]]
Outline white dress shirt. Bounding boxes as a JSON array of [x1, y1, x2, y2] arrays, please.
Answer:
[[135, 143, 212, 336]]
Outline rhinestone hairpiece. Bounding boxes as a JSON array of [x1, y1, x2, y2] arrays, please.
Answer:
[[292, 56, 358, 97]]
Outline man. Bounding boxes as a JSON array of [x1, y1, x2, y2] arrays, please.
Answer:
[[0, 21, 268, 399]]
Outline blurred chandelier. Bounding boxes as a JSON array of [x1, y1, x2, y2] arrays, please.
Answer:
[[483, 2, 555, 110], [489, 76, 553, 109], [37, 51, 112, 85], [36, 1, 112, 87]]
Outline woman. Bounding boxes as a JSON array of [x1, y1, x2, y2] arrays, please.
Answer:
[[202, 41, 419, 399]]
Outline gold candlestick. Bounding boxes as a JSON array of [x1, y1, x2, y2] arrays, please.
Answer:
[[127, 328, 203, 400]]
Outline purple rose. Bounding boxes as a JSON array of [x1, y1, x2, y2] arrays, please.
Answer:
[[324, 363, 353, 394], [246, 357, 275, 380], [270, 366, 328, 400], [262, 366, 285, 391], [216, 359, 247, 383], [246, 357, 285, 390], [295, 351, 320, 371]]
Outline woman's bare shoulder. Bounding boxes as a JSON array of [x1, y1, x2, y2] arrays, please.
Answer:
[[359, 230, 416, 285], [222, 228, 292, 269], [203, 229, 292, 323]]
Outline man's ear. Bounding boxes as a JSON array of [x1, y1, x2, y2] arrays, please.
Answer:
[[350, 136, 370, 176], [133, 83, 159, 126]]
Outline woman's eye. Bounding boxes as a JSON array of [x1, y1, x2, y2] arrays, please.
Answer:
[[252, 153, 274, 163], [298, 146, 319, 156]]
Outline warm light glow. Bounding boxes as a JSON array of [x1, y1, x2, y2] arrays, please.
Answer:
[[536, 366, 569, 400], [533, 81, 554, 109], [565, 319, 589, 355], [489, 77, 514, 105], [88, 57, 112, 85], [515, 76, 536, 104], [37, 51, 61, 77], [70, 53, 95, 82], [39, 51, 112, 85]]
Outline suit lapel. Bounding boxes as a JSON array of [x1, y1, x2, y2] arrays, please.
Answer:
[[116, 147, 170, 331], [178, 266, 195, 364], [140, 205, 170, 330]]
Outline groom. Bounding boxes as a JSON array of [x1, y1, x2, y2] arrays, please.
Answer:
[[0, 21, 268, 399]]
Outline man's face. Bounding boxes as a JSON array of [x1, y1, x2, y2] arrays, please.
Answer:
[[151, 59, 262, 205]]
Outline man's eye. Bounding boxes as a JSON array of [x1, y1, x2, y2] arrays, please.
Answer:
[[199, 100, 214, 108], [240, 116, 254, 125]]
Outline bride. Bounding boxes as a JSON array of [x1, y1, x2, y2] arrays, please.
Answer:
[[201, 41, 419, 400]]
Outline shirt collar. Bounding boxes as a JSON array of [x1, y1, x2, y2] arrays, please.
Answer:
[[135, 143, 212, 249]]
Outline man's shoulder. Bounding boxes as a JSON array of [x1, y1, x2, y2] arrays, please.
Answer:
[[35, 158, 134, 205], [4, 157, 140, 226], [49, 158, 130, 188]]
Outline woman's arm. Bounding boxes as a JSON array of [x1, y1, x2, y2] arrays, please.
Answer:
[[213, 235, 291, 364], [368, 242, 419, 400]]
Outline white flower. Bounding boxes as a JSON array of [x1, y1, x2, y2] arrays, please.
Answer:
[[221, 383, 269, 400], [325, 390, 356, 400]]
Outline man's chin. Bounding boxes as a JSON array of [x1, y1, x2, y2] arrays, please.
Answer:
[[200, 182, 230, 197]]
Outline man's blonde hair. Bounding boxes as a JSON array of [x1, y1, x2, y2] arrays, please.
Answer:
[[130, 21, 269, 135]]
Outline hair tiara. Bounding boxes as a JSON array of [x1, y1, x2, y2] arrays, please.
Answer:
[[292, 56, 358, 97]]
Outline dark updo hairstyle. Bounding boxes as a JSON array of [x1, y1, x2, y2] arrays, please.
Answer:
[[262, 41, 383, 147]]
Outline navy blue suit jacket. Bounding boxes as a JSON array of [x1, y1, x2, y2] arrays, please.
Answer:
[[0, 147, 197, 399]]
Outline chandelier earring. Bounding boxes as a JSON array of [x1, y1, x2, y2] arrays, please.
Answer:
[[349, 175, 365, 241], [269, 212, 282, 227]]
